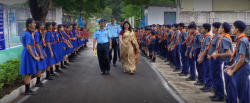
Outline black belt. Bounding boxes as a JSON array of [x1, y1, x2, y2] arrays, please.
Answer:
[[112, 37, 118, 39], [97, 42, 108, 45]]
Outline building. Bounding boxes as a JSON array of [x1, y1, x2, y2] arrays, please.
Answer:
[[180, 0, 250, 25], [0, 2, 63, 63], [143, 3, 180, 26]]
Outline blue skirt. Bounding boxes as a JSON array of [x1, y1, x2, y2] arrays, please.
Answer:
[[36, 47, 47, 70], [19, 47, 37, 75], [58, 42, 64, 61], [86, 38, 88, 42], [73, 40, 78, 49], [53, 42, 59, 63], [45, 44, 59, 65]]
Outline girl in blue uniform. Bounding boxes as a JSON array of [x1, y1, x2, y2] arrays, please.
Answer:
[[62, 24, 73, 65], [66, 24, 76, 62], [44, 22, 58, 80], [52, 22, 63, 74], [19, 18, 39, 95], [57, 24, 67, 69], [225, 20, 250, 103], [72, 24, 78, 57], [34, 21, 47, 86]]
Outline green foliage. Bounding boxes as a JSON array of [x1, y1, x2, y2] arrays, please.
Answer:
[[53, 0, 106, 19], [0, 59, 22, 90], [124, 0, 175, 6], [106, 0, 126, 22], [94, 7, 113, 23]]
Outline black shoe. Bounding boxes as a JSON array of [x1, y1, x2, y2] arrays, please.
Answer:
[[35, 83, 45, 87], [150, 60, 155, 62], [61, 66, 68, 69], [118, 60, 121, 62], [173, 69, 181, 72], [199, 87, 206, 90], [209, 95, 216, 98], [25, 90, 37, 95], [202, 88, 211, 92], [56, 69, 64, 73], [211, 97, 224, 101], [179, 73, 188, 76], [113, 63, 117, 66], [106, 72, 110, 75], [101, 72, 106, 75], [50, 73, 59, 77], [164, 60, 169, 62], [64, 62, 70, 65], [171, 65, 176, 68], [185, 77, 196, 81], [46, 76, 54, 80], [69, 60, 75, 62], [194, 81, 204, 86]]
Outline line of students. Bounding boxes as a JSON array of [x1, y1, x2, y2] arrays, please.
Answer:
[[135, 21, 249, 102], [19, 18, 89, 95]]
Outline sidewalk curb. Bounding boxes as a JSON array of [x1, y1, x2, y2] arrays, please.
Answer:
[[0, 68, 52, 103], [142, 57, 186, 103]]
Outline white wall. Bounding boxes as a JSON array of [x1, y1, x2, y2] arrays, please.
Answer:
[[55, 7, 62, 24], [146, 6, 177, 25], [193, 0, 212, 11]]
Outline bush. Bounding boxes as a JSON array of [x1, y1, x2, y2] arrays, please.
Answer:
[[0, 59, 23, 90]]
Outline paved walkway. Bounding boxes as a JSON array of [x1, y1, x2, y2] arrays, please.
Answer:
[[17, 39, 180, 103]]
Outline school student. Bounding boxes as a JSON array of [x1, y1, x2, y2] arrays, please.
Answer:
[[44, 22, 58, 79], [67, 24, 77, 62], [56, 24, 67, 69], [149, 30, 156, 62], [206, 22, 224, 100], [188, 23, 205, 86], [52, 22, 63, 74], [164, 24, 173, 62], [211, 22, 237, 102], [34, 21, 47, 87], [168, 23, 181, 70], [19, 18, 39, 95], [197, 23, 213, 92], [177, 23, 189, 76], [185, 23, 198, 81], [224, 20, 250, 103], [62, 24, 73, 65]]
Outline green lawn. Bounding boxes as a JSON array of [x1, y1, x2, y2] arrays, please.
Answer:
[[89, 25, 99, 33]]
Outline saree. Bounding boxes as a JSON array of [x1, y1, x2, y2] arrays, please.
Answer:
[[120, 31, 139, 72]]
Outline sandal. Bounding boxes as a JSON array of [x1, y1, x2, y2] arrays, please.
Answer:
[[130, 71, 135, 75], [123, 70, 127, 73]]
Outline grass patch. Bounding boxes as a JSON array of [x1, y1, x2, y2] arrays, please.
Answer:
[[89, 25, 99, 33]]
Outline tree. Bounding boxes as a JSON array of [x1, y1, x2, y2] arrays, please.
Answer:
[[94, 7, 113, 23], [28, 0, 51, 23], [106, 0, 125, 22], [26, 0, 106, 23]]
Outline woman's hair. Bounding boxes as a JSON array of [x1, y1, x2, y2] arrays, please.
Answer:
[[45, 22, 52, 31], [57, 24, 64, 37], [25, 18, 34, 34], [122, 21, 132, 32], [73, 24, 77, 29], [35, 21, 43, 41], [52, 22, 57, 26]]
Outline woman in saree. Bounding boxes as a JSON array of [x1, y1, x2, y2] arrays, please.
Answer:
[[119, 21, 140, 74]]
